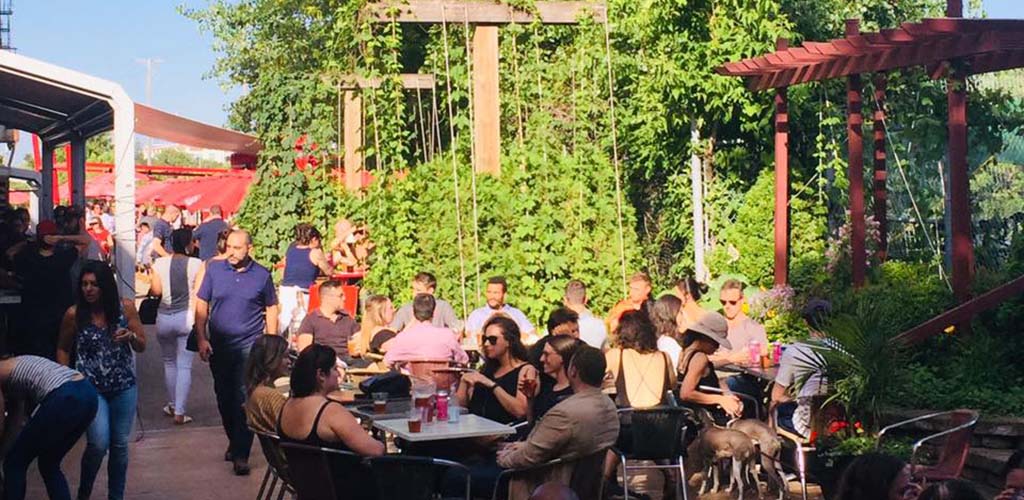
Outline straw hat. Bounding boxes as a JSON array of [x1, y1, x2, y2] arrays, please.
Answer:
[[687, 312, 732, 350]]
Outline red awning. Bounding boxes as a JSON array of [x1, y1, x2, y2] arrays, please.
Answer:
[[135, 170, 254, 214], [9, 172, 152, 205]]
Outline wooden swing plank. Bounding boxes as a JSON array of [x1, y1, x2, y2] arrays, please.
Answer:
[[363, 1, 607, 25]]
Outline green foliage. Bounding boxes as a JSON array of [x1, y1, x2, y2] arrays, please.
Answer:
[[708, 168, 828, 288], [341, 142, 641, 324]]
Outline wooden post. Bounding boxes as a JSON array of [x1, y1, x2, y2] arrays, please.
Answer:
[[473, 25, 501, 175], [948, 67, 972, 303], [343, 90, 364, 192], [774, 38, 790, 287], [71, 137, 87, 208], [873, 74, 888, 261], [846, 20, 866, 289]]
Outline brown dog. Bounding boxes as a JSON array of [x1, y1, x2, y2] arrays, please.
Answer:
[[728, 419, 787, 500]]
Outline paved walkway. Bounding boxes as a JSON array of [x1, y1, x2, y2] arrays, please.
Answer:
[[26, 325, 269, 499]]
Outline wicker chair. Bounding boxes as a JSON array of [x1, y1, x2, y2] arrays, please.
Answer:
[[279, 442, 373, 500], [491, 449, 609, 500]]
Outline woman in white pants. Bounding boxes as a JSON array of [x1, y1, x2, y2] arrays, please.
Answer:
[[278, 223, 334, 336], [150, 227, 202, 424]]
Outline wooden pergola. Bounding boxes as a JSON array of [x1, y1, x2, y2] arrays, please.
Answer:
[[716, 0, 1024, 305], [363, 1, 607, 176]]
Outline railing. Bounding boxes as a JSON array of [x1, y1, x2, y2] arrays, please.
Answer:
[[893, 273, 1024, 345]]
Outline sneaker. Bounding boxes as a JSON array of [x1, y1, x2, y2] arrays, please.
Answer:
[[232, 457, 250, 476]]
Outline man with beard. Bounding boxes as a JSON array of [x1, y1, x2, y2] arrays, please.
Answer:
[[466, 276, 535, 343], [195, 230, 279, 476]]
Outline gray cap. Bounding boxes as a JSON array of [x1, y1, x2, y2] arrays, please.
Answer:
[[686, 312, 731, 350]]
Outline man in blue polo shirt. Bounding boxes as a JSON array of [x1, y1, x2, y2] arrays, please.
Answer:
[[196, 229, 279, 476]]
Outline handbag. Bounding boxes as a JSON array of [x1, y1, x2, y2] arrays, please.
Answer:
[[138, 297, 159, 325], [358, 371, 410, 397], [186, 325, 199, 352]]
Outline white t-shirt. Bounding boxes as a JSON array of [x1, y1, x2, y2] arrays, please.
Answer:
[[577, 310, 608, 349], [657, 335, 683, 371], [775, 342, 830, 437]]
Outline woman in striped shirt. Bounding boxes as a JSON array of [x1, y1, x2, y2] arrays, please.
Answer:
[[0, 355, 99, 500]]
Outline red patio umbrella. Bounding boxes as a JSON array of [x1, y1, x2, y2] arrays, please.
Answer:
[[136, 169, 254, 214], [9, 172, 152, 205]]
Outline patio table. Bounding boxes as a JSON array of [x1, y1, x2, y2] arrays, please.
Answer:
[[722, 363, 779, 381], [372, 414, 514, 443], [351, 398, 470, 422]]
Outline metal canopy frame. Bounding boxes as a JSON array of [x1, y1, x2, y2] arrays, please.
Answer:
[[0, 50, 262, 298]]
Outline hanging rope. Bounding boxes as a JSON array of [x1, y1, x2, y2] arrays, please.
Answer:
[[440, 6, 470, 320], [464, 8, 483, 304], [508, 7, 526, 151], [602, 15, 628, 290], [415, 86, 429, 163], [869, 86, 944, 269]]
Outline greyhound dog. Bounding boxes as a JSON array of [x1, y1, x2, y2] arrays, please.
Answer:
[[687, 410, 757, 499], [728, 419, 787, 500]]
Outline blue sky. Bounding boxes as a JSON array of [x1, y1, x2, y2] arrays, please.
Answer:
[[7, 0, 1024, 159]]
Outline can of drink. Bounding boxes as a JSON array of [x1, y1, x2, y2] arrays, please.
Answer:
[[773, 342, 783, 364], [748, 341, 761, 365], [435, 390, 449, 421]]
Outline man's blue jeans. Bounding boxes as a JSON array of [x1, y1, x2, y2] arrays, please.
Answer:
[[78, 385, 138, 500], [3, 378, 98, 500], [210, 342, 253, 460]]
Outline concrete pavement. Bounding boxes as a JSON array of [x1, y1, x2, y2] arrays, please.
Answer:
[[26, 325, 269, 499]]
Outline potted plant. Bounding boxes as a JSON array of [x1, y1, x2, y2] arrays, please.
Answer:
[[795, 294, 913, 496]]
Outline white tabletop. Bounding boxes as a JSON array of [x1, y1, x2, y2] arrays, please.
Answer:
[[372, 414, 515, 442]]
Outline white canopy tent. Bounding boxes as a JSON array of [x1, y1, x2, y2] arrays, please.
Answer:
[[0, 50, 260, 297]]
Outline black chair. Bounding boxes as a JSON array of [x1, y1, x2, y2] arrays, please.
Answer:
[[614, 407, 694, 500], [367, 455, 471, 500], [253, 431, 294, 500], [490, 449, 609, 500], [279, 442, 371, 500]]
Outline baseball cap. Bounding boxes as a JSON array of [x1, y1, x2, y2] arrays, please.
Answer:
[[36, 220, 59, 237]]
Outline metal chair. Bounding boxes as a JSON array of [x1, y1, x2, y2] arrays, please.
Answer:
[[697, 384, 764, 421], [613, 406, 694, 500], [770, 395, 846, 500], [490, 449, 609, 500], [279, 442, 371, 500], [367, 454, 471, 500], [878, 409, 980, 484], [253, 431, 294, 500]]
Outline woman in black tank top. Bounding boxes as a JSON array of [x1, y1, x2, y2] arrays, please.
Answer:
[[277, 344, 384, 456], [677, 314, 744, 423], [456, 316, 537, 424]]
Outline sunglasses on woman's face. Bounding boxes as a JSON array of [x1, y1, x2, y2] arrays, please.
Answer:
[[483, 335, 500, 345], [720, 299, 740, 306]]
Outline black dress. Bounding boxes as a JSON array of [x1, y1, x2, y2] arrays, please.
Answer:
[[679, 349, 730, 424], [468, 363, 526, 424]]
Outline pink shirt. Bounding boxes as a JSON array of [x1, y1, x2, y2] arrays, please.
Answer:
[[384, 321, 469, 366]]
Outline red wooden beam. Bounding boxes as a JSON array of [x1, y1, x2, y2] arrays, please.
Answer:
[[774, 38, 790, 287], [847, 20, 866, 289], [948, 66, 973, 303], [873, 74, 888, 261], [894, 274, 1024, 346]]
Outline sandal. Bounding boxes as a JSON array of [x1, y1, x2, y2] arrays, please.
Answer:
[[174, 415, 194, 425], [162, 403, 174, 417]]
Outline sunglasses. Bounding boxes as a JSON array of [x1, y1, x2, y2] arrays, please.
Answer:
[[720, 299, 741, 306], [482, 335, 500, 346]]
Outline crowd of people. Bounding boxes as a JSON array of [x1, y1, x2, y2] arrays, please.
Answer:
[[0, 207, 1016, 500]]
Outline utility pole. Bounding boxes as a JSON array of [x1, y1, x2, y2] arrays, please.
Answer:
[[135, 57, 163, 165]]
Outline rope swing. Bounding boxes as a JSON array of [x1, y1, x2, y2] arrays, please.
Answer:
[[440, 5, 470, 320], [602, 14, 629, 290], [464, 8, 483, 305]]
